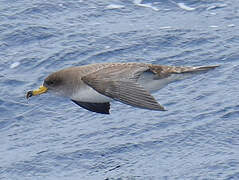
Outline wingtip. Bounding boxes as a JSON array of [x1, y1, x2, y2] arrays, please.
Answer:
[[183, 64, 220, 73], [206, 65, 220, 68], [160, 106, 167, 111], [152, 104, 167, 111], [197, 65, 220, 70]]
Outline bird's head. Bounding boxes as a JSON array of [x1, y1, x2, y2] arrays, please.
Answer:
[[26, 70, 75, 99]]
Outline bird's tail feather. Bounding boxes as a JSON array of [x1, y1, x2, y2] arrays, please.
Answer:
[[148, 64, 219, 79], [178, 65, 220, 73]]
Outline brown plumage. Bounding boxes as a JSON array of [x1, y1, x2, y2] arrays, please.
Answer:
[[27, 62, 219, 114]]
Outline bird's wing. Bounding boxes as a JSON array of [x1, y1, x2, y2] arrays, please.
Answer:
[[71, 100, 110, 114], [81, 64, 165, 111]]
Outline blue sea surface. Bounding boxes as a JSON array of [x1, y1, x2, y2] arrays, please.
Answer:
[[1, 0, 239, 179]]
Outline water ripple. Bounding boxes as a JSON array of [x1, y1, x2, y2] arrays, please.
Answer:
[[1, 0, 239, 179]]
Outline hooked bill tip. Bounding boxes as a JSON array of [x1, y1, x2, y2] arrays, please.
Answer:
[[26, 91, 33, 99]]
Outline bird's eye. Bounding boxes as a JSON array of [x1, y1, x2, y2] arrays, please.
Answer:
[[47, 80, 54, 86]]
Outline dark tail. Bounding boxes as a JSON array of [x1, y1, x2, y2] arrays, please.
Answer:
[[175, 65, 220, 73], [149, 64, 219, 78]]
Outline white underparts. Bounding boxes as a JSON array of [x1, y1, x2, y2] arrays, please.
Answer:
[[71, 85, 112, 103], [138, 71, 193, 93]]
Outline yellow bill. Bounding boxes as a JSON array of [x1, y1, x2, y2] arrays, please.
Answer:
[[26, 85, 48, 99]]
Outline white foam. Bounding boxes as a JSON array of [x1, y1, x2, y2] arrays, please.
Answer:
[[210, 25, 219, 28], [228, 24, 235, 27], [207, 4, 227, 11], [209, 12, 217, 15], [159, 26, 172, 30], [104, 45, 111, 49], [105, 4, 124, 10], [134, 0, 159, 11], [10, 62, 20, 69], [177, 3, 195, 11]]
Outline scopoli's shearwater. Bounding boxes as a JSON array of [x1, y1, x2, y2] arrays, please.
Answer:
[[26, 62, 219, 114]]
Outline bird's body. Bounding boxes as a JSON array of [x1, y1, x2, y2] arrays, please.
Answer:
[[27, 62, 219, 114]]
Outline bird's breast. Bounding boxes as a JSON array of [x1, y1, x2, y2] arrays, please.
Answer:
[[71, 85, 112, 103]]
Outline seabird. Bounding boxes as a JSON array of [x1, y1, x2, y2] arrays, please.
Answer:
[[26, 62, 219, 114]]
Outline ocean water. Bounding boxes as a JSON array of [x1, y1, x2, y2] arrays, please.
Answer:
[[1, 0, 239, 179]]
